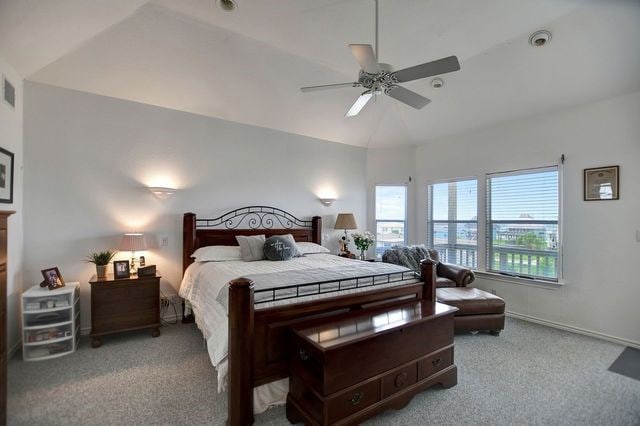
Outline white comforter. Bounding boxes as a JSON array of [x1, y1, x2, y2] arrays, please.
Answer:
[[178, 253, 415, 413]]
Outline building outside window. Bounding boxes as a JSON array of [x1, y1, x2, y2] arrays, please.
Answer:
[[375, 185, 407, 258]]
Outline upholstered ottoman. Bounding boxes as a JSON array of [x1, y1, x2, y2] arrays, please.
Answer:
[[436, 287, 505, 335]]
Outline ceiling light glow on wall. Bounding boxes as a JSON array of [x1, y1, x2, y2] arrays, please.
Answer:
[[148, 187, 176, 199]]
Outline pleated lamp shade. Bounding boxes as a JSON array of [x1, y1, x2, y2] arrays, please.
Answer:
[[119, 233, 147, 252], [334, 213, 358, 230]]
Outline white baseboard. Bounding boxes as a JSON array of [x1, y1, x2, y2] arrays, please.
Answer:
[[506, 311, 640, 349]]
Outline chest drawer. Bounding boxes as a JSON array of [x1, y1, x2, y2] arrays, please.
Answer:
[[381, 362, 418, 399], [289, 374, 380, 425], [419, 346, 453, 380]]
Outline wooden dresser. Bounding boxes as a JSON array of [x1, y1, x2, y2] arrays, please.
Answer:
[[286, 301, 458, 425], [0, 211, 14, 426], [89, 273, 161, 348]]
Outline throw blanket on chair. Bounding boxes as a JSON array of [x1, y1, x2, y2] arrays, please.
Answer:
[[381, 245, 437, 270]]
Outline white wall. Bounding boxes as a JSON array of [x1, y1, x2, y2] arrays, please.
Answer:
[[0, 54, 24, 352], [366, 147, 417, 250], [412, 91, 640, 345], [23, 82, 367, 329]]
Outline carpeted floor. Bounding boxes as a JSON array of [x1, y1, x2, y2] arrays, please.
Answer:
[[7, 318, 640, 425]]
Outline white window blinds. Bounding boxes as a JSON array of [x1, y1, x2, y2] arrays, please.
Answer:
[[486, 167, 559, 280]]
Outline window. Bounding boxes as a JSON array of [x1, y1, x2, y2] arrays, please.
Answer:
[[375, 185, 407, 258], [487, 167, 559, 281], [427, 179, 478, 268]]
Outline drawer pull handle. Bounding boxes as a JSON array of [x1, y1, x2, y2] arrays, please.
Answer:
[[350, 392, 364, 405], [298, 348, 309, 361], [432, 357, 442, 367], [394, 372, 408, 388]]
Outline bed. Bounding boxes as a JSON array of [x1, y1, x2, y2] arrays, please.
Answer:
[[179, 206, 438, 425]]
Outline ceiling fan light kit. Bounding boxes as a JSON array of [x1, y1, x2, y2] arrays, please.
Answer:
[[300, 0, 461, 117]]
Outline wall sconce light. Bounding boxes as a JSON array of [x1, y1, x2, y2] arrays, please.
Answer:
[[319, 198, 336, 206], [148, 187, 176, 199]]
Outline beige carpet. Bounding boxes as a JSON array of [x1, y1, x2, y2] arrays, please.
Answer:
[[8, 318, 640, 425]]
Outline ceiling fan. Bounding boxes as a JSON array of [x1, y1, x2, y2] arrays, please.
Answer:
[[300, 0, 461, 117]]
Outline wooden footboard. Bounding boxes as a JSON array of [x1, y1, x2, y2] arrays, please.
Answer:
[[227, 259, 437, 425]]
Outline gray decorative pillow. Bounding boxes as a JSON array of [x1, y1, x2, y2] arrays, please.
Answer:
[[264, 236, 296, 261], [236, 235, 266, 261], [279, 234, 302, 257]]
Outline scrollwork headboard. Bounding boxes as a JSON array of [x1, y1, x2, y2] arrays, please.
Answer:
[[183, 206, 322, 272]]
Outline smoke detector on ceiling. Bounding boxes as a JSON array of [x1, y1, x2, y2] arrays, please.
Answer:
[[431, 78, 444, 88], [217, 0, 237, 12], [529, 30, 551, 47]]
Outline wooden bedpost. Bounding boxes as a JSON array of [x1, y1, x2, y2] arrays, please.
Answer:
[[311, 216, 322, 245], [183, 212, 196, 273], [228, 278, 255, 426], [420, 259, 436, 302]]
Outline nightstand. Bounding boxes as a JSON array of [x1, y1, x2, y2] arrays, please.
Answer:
[[89, 273, 161, 348]]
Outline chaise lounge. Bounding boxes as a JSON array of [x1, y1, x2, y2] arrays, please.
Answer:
[[382, 246, 506, 335]]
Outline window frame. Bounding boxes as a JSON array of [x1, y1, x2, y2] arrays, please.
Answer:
[[374, 184, 408, 258], [427, 176, 479, 269], [485, 165, 562, 282], [425, 164, 564, 285]]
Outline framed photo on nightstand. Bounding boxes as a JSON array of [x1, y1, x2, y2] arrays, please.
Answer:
[[113, 260, 130, 279], [41, 267, 65, 290]]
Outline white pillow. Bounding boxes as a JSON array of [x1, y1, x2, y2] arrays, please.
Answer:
[[236, 235, 266, 261], [192, 246, 242, 262], [296, 242, 331, 255]]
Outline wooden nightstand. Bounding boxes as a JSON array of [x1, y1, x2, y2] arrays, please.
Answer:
[[89, 273, 161, 348]]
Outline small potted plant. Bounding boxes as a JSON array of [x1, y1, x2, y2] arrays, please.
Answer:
[[351, 231, 375, 260], [86, 250, 116, 278]]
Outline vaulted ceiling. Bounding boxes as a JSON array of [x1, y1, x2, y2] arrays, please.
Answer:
[[1, 0, 639, 147]]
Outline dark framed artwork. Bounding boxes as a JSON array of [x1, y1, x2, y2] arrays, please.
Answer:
[[113, 260, 130, 279], [584, 165, 619, 201], [41, 267, 66, 291], [0, 147, 14, 204]]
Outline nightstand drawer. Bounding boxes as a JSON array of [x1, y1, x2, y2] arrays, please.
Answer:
[[92, 308, 158, 334]]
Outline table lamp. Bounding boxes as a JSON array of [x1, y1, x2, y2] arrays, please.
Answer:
[[334, 213, 357, 254], [119, 233, 147, 275]]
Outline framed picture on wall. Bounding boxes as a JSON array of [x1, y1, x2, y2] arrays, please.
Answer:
[[0, 146, 14, 204], [584, 165, 619, 201]]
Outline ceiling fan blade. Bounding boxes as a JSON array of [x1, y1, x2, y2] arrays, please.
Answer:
[[349, 44, 380, 74], [386, 85, 431, 109], [345, 91, 373, 117], [392, 55, 460, 83], [300, 82, 361, 93]]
